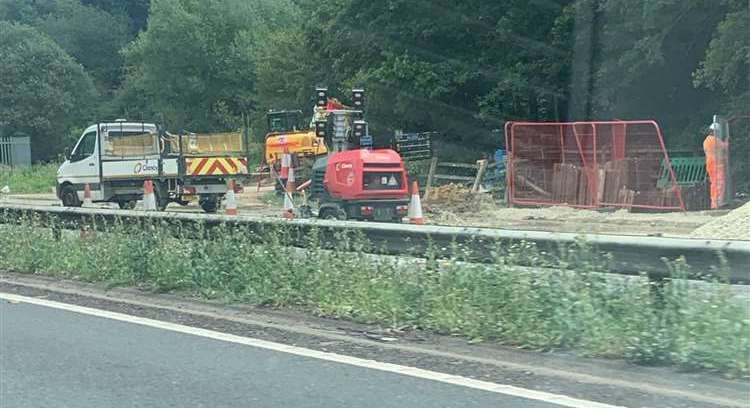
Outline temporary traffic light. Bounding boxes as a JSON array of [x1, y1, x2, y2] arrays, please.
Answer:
[[353, 120, 372, 147], [315, 120, 327, 138], [351, 88, 365, 111], [353, 120, 366, 139], [315, 87, 328, 108]]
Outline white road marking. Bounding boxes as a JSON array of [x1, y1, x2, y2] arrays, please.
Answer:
[[0, 292, 623, 408]]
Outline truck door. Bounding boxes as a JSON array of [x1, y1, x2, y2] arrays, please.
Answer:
[[66, 129, 100, 200]]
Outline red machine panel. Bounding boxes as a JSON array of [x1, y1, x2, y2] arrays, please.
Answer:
[[324, 149, 409, 201]]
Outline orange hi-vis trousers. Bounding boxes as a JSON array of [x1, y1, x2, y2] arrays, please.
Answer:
[[703, 135, 727, 209]]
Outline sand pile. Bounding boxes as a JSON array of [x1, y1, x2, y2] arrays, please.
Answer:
[[691, 202, 750, 240], [426, 184, 474, 208], [425, 183, 499, 223]]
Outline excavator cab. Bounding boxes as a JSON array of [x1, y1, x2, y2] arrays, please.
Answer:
[[266, 110, 304, 134]]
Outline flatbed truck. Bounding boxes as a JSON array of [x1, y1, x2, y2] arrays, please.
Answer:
[[56, 120, 251, 212]]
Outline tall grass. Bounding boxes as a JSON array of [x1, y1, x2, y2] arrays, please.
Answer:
[[0, 163, 58, 194], [0, 215, 747, 376]]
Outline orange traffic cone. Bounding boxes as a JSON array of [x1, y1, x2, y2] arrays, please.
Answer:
[[143, 180, 157, 211], [225, 180, 238, 216], [282, 193, 294, 219], [282, 171, 294, 219], [287, 164, 296, 192], [280, 150, 290, 180], [408, 180, 424, 225], [83, 183, 93, 206]]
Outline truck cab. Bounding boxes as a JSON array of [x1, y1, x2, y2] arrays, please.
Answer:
[[57, 122, 163, 207]]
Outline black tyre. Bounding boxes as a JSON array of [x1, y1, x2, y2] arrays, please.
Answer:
[[200, 197, 219, 213], [153, 185, 169, 211], [60, 185, 81, 208], [318, 207, 336, 220], [156, 198, 169, 212], [117, 200, 136, 210], [318, 206, 346, 220]]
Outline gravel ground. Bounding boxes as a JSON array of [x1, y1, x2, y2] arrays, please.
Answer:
[[2, 189, 742, 238], [428, 204, 724, 237], [691, 202, 750, 240]]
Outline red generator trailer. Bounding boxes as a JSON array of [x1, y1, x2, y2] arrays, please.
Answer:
[[310, 148, 410, 222]]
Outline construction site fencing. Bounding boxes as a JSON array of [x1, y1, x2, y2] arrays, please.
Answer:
[[0, 136, 31, 167], [505, 121, 685, 211]]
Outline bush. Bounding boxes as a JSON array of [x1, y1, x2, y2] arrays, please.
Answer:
[[0, 215, 747, 376]]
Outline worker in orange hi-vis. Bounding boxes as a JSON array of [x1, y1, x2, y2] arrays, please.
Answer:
[[703, 123, 728, 209]]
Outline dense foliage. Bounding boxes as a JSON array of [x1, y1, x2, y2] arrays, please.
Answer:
[[1, 217, 747, 376], [0, 0, 747, 161], [0, 21, 98, 159]]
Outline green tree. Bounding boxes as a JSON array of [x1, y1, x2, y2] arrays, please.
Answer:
[[292, 0, 572, 148], [695, 0, 750, 189], [119, 0, 293, 131], [0, 0, 132, 92], [571, 0, 728, 145], [0, 22, 98, 160], [694, 0, 750, 111], [37, 0, 130, 91], [81, 0, 151, 33]]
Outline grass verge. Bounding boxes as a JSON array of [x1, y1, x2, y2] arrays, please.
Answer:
[[0, 216, 747, 377], [0, 163, 58, 194]]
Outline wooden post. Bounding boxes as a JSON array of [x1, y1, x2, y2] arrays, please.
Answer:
[[472, 159, 488, 193], [424, 156, 438, 200]]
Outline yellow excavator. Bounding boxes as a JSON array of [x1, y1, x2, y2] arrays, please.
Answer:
[[264, 109, 327, 163]]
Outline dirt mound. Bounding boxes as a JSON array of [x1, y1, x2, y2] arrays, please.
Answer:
[[425, 184, 500, 223], [426, 184, 473, 208], [690, 202, 750, 240]]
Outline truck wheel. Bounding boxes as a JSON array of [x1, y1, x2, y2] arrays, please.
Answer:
[[60, 185, 82, 208], [153, 185, 169, 211], [200, 197, 219, 213], [117, 200, 136, 210]]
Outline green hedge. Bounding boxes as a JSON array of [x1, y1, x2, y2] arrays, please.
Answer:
[[0, 217, 746, 376]]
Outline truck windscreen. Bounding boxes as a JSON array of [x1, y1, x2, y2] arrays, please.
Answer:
[[103, 131, 159, 158]]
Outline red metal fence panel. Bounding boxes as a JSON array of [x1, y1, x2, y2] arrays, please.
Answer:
[[506, 121, 685, 211]]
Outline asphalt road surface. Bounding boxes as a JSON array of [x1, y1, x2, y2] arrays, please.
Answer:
[[0, 296, 606, 408]]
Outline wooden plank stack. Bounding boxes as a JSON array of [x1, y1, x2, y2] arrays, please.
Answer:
[[551, 160, 637, 208], [552, 163, 581, 205]]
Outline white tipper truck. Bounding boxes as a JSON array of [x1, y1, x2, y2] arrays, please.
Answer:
[[56, 120, 251, 212]]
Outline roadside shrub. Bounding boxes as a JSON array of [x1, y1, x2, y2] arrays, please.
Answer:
[[1, 215, 747, 376]]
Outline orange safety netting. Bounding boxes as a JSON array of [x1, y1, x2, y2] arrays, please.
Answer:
[[505, 121, 684, 211]]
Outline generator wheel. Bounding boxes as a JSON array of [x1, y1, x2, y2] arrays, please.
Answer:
[[318, 206, 346, 220], [117, 200, 136, 210]]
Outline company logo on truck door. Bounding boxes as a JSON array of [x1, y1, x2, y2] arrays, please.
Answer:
[[187, 157, 248, 176], [133, 161, 158, 175]]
